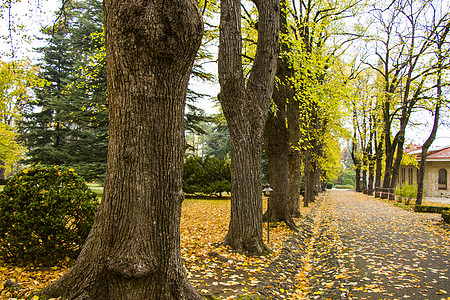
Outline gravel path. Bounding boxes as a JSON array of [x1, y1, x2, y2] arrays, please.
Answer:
[[327, 190, 450, 300]]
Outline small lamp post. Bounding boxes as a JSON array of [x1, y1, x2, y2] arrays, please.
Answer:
[[263, 183, 273, 243]]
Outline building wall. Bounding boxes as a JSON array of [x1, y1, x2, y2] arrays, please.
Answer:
[[397, 161, 450, 197], [423, 161, 450, 197]]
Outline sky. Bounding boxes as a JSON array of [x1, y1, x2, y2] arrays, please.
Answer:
[[1, 0, 448, 147], [0, 0, 219, 115]]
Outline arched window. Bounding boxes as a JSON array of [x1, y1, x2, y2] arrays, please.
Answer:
[[438, 169, 447, 190]]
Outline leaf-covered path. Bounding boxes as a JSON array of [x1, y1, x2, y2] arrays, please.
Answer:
[[312, 190, 450, 300]]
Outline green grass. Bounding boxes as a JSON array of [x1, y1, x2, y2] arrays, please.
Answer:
[[87, 183, 104, 199]]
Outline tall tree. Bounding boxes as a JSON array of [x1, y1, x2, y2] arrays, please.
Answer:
[[0, 60, 36, 178], [263, 0, 298, 230], [416, 17, 450, 204], [218, 0, 279, 254], [290, 0, 361, 205], [366, 0, 448, 197], [20, 0, 108, 182], [40, 0, 203, 298]]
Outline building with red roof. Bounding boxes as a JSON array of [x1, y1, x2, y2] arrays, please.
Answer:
[[399, 145, 450, 197]]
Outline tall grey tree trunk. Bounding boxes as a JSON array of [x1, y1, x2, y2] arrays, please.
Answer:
[[362, 169, 367, 192], [264, 84, 297, 231], [219, 0, 279, 254], [40, 0, 203, 299], [368, 160, 375, 195], [355, 165, 361, 192]]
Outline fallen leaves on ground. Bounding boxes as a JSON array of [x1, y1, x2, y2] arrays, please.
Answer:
[[4, 191, 447, 300], [330, 191, 450, 300], [181, 198, 311, 299], [1, 197, 310, 299]]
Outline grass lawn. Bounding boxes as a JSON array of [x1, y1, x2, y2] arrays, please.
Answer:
[[86, 183, 104, 199]]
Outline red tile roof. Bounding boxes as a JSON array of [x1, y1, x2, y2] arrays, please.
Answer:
[[428, 146, 450, 160], [406, 145, 450, 160]]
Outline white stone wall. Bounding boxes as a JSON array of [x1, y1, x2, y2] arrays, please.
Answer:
[[423, 161, 450, 197]]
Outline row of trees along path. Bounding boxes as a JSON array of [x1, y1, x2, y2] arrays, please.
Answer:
[[37, 0, 280, 297], [303, 190, 450, 299]]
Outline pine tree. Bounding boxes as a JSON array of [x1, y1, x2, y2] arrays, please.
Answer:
[[20, 0, 107, 182]]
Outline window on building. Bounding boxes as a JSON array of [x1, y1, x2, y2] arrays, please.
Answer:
[[438, 169, 447, 190]]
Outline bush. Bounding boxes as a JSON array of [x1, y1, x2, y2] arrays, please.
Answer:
[[442, 210, 450, 224], [0, 178, 9, 185], [334, 185, 354, 189], [0, 166, 99, 264], [395, 184, 417, 205], [183, 155, 231, 197], [342, 178, 354, 186], [414, 205, 449, 214]]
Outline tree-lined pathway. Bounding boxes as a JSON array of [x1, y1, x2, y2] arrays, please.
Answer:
[[309, 190, 450, 299]]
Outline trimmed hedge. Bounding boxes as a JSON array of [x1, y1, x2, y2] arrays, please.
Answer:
[[414, 205, 449, 214], [334, 185, 354, 190], [442, 210, 450, 224]]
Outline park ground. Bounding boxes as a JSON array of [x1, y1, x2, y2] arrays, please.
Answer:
[[1, 190, 449, 299]]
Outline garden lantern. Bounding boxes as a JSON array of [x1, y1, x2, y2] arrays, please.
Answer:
[[263, 183, 273, 243]]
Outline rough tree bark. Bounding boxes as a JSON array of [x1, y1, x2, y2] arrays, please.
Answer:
[[264, 98, 298, 230], [39, 0, 203, 299], [263, 0, 298, 230], [219, 0, 279, 254], [287, 101, 302, 217]]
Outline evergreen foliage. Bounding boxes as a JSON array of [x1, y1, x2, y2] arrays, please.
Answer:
[[183, 155, 231, 197], [0, 166, 99, 264], [20, 0, 107, 182]]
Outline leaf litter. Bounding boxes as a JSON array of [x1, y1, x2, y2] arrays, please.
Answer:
[[1, 191, 449, 299]]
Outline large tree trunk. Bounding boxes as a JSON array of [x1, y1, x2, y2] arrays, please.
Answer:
[[263, 0, 298, 231], [303, 148, 314, 207], [40, 0, 203, 299], [362, 169, 367, 192], [219, 0, 279, 254], [368, 160, 375, 195], [264, 94, 297, 231], [390, 137, 405, 193], [287, 101, 302, 217], [355, 165, 361, 192]]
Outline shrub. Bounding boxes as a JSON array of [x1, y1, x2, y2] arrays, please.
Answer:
[[395, 184, 417, 205], [334, 185, 354, 189], [0, 166, 99, 264], [183, 155, 231, 197], [342, 178, 354, 186], [414, 205, 449, 214], [442, 210, 450, 224]]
